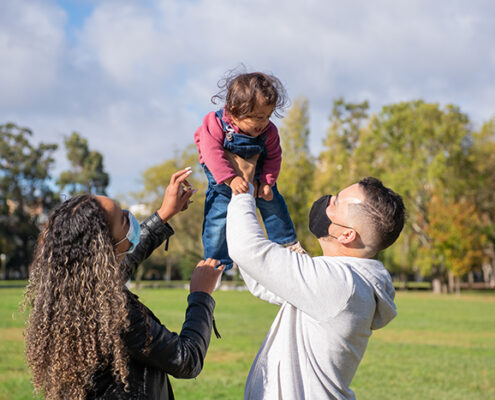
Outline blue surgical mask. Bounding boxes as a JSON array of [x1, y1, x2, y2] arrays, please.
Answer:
[[114, 210, 141, 255]]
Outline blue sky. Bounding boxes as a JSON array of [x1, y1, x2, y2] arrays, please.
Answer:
[[1, 0, 494, 197]]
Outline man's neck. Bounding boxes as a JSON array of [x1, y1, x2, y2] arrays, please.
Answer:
[[321, 243, 373, 258]]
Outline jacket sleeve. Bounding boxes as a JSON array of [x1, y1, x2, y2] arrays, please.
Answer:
[[121, 212, 175, 275], [124, 291, 216, 379], [259, 123, 282, 185], [195, 112, 237, 184]]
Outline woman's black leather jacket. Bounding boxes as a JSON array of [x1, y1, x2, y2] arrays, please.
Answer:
[[87, 213, 216, 399]]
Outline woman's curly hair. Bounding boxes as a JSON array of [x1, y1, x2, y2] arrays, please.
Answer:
[[24, 195, 130, 399]]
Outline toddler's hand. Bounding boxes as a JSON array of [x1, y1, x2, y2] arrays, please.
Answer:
[[258, 182, 273, 201], [228, 176, 250, 194]]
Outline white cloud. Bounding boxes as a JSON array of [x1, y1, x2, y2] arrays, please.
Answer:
[[1, 0, 494, 195], [0, 1, 65, 108]]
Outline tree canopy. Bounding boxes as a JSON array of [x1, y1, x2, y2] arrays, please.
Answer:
[[2, 98, 494, 292]]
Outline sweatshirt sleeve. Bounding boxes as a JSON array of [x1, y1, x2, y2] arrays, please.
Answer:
[[259, 123, 282, 185], [226, 190, 353, 321], [239, 267, 285, 306], [194, 112, 237, 184]]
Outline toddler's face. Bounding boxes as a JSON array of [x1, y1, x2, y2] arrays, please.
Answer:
[[231, 103, 274, 137]]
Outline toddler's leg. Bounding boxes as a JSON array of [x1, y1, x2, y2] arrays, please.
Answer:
[[256, 184, 298, 245], [202, 187, 234, 269]]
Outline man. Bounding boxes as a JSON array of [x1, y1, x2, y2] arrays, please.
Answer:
[[226, 176, 405, 400]]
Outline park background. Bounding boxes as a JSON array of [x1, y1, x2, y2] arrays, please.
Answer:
[[1, 0, 494, 399]]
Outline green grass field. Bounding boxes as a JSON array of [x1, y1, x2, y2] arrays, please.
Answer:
[[1, 287, 494, 399]]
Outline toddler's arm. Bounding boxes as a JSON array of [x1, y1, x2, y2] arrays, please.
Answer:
[[223, 150, 259, 195], [194, 112, 237, 184], [259, 123, 282, 186]]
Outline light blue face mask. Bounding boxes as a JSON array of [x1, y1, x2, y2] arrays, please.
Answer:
[[114, 210, 141, 256]]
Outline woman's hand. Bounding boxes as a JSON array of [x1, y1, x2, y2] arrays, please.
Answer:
[[190, 258, 225, 295], [157, 168, 198, 222]]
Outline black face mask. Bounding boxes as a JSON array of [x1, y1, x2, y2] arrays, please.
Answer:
[[308, 195, 333, 238], [309, 194, 354, 239]]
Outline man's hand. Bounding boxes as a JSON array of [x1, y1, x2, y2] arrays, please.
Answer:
[[157, 168, 197, 222], [258, 182, 274, 201], [226, 176, 250, 194]]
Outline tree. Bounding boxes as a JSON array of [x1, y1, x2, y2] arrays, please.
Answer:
[[277, 97, 316, 253], [57, 132, 109, 195], [316, 97, 370, 197], [420, 194, 484, 294], [129, 145, 206, 283], [0, 123, 58, 278], [470, 119, 495, 287], [363, 101, 479, 292]]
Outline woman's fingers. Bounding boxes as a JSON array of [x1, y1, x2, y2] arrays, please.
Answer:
[[196, 258, 225, 271], [198, 258, 220, 268], [170, 167, 192, 186]]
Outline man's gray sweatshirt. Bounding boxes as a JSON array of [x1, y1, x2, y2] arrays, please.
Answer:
[[226, 191, 397, 400]]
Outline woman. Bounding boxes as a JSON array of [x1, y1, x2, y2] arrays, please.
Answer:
[[24, 169, 224, 399]]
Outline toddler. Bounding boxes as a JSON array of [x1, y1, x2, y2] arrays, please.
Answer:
[[194, 71, 305, 270]]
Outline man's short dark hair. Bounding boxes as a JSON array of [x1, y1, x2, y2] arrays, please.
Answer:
[[357, 177, 406, 251]]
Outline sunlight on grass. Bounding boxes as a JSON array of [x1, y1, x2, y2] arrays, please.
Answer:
[[1, 287, 494, 400]]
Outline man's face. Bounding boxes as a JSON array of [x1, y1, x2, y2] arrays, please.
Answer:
[[325, 184, 364, 238]]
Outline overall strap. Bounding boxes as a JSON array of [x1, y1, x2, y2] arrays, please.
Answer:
[[215, 109, 236, 141], [215, 109, 229, 132]]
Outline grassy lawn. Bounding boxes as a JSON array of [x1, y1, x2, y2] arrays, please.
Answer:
[[0, 286, 494, 399]]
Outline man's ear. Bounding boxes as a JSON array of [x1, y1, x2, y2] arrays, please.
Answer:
[[338, 228, 357, 244]]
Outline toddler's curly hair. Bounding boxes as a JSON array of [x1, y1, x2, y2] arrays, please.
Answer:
[[212, 67, 289, 119]]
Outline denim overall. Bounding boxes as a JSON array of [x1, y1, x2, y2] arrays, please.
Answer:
[[201, 110, 297, 270]]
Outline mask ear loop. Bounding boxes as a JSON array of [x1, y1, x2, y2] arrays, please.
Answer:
[[113, 211, 132, 248], [114, 236, 128, 247], [113, 211, 140, 256]]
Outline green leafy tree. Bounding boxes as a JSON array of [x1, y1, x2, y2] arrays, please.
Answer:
[[57, 132, 109, 195], [470, 119, 495, 287], [0, 123, 58, 278], [130, 145, 206, 283], [277, 96, 316, 253], [316, 99, 486, 292], [419, 194, 484, 293], [362, 101, 479, 292], [316, 98, 371, 198]]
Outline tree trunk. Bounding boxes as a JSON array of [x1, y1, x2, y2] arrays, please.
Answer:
[[165, 259, 172, 281], [432, 277, 443, 294], [467, 271, 474, 289], [448, 270, 455, 294], [135, 264, 145, 289], [400, 272, 408, 290], [0, 255, 6, 280], [432, 264, 450, 294], [482, 262, 495, 288]]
